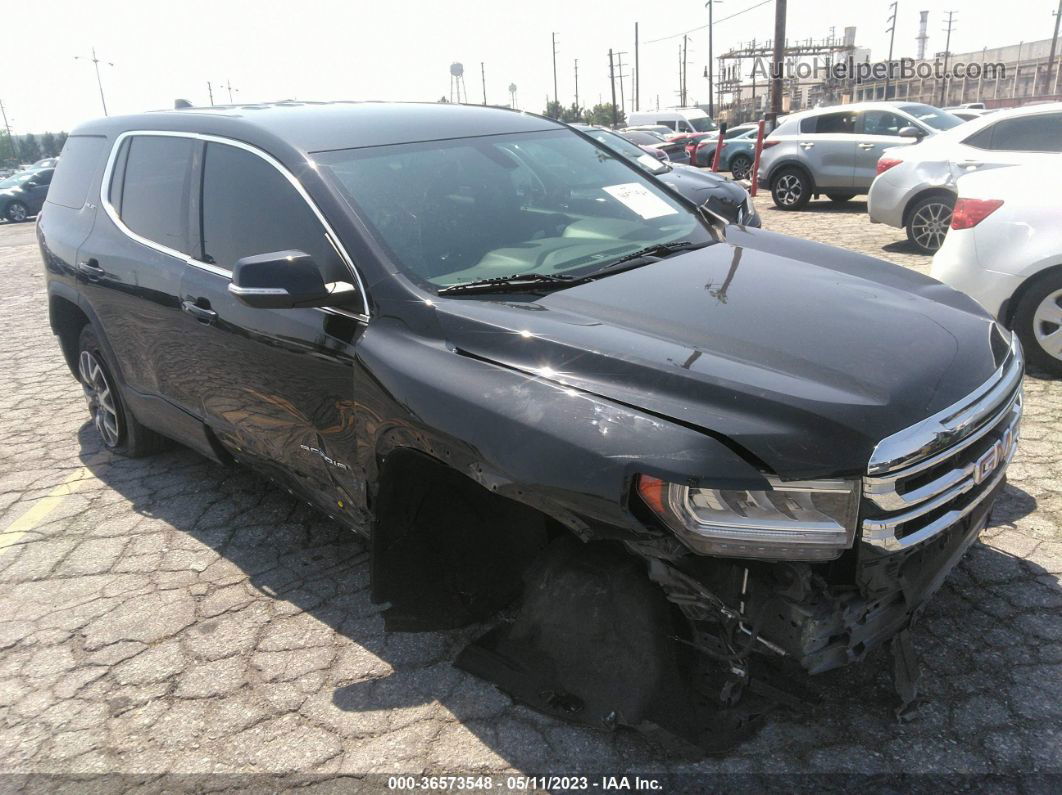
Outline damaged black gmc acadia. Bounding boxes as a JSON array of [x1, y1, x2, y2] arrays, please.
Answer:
[[38, 102, 1024, 750]]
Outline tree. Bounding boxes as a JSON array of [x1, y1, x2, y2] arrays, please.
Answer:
[[585, 103, 626, 128], [56, 132, 68, 152], [18, 133, 41, 163], [542, 100, 564, 120], [559, 103, 584, 123], [0, 132, 18, 168], [438, 95, 450, 103], [41, 132, 58, 158]]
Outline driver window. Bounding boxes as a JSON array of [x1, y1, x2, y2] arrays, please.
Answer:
[[863, 110, 908, 136]]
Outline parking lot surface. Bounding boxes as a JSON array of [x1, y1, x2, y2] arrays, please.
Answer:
[[1, 196, 1060, 784]]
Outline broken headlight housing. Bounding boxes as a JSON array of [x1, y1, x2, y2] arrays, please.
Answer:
[[637, 475, 860, 561]]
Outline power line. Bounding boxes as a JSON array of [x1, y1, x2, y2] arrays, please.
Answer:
[[645, 0, 772, 45]]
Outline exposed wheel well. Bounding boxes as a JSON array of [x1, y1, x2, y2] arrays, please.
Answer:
[[370, 447, 559, 630], [1004, 263, 1062, 327], [49, 295, 90, 379], [901, 188, 955, 228]]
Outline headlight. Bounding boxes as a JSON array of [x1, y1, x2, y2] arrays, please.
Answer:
[[637, 475, 860, 561]]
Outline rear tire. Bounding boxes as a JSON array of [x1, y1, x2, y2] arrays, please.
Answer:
[[826, 193, 855, 204], [771, 167, 811, 210], [77, 326, 169, 457], [4, 201, 28, 223], [1012, 273, 1062, 375], [905, 194, 954, 254], [729, 155, 753, 181]]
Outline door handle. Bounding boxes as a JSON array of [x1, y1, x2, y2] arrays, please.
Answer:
[[76, 259, 105, 279], [958, 160, 983, 169], [858, 143, 876, 149], [799, 141, 815, 148], [181, 300, 218, 324]]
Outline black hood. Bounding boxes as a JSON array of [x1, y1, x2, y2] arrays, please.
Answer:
[[433, 231, 1006, 478]]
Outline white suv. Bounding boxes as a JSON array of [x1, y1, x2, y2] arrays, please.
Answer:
[[932, 161, 1062, 373], [869, 102, 1062, 253], [756, 102, 964, 210]]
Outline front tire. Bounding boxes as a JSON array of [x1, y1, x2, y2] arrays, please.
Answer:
[[1012, 273, 1062, 375], [4, 201, 28, 223], [77, 326, 168, 456], [905, 194, 954, 254], [730, 154, 753, 181], [771, 167, 811, 210]]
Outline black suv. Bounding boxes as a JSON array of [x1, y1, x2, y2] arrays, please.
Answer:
[[38, 102, 1023, 749]]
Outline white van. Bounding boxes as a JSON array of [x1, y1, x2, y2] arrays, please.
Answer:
[[627, 108, 717, 133]]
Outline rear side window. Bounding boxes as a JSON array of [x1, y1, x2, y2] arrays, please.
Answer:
[[118, 136, 195, 255], [802, 112, 856, 134], [972, 113, 1062, 152], [200, 143, 345, 281], [46, 136, 105, 209]]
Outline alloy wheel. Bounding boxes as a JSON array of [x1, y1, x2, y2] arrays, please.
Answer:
[[731, 157, 752, 181], [774, 174, 803, 206], [910, 201, 952, 252], [1032, 288, 1062, 363], [6, 202, 27, 223], [79, 350, 121, 447]]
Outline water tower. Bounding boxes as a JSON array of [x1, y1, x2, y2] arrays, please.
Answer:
[[450, 63, 467, 103], [508, 83, 518, 109]]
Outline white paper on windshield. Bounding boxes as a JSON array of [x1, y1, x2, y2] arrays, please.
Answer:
[[636, 153, 663, 171], [602, 183, 678, 220]]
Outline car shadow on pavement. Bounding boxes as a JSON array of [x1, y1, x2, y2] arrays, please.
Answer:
[[881, 240, 927, 256], [75, 422, 1060, 770], [765, 199, 869, 215]]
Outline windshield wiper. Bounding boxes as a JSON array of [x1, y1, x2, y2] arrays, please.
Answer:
[[437, 272, 578, 295], [589, 240, 710, 276]]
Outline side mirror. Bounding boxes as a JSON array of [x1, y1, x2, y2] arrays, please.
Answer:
[[898, 126, 924, 140], [228, 250, 359, 309]]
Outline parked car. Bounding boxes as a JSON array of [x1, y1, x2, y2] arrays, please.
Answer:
[[692, 128, 758, 178], [944, 108, 993, 122], [932, 162, 1062, 373], [628, 107, 717, 133], [623, 124, 675, 136], [618, 129, 689, 164], [869, 102, 1062, 253], [757, 101, 964, 210], [572, 124, 760, 226], [33, 157, 60, 168], [39, 102, 1022, 749], [0, 167, 54, 222]]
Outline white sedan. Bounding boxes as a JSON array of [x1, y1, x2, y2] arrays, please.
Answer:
[[932, 162, 1062, 374], [869, 102, 1062, 254]]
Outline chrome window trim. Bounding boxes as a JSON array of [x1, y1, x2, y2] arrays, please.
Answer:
[[867, 335, 1023, 476], [99, 129, 370, 323]]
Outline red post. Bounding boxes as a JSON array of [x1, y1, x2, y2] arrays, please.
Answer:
[[709, 127, 725, 172], [749, 119, 766, 196]]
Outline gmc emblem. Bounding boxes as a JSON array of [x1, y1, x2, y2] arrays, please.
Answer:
[[974, 427, 1014, 485]]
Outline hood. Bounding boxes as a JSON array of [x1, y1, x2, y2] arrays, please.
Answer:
[[434, 230, 1006, 478], [656, 167, 749, 223]]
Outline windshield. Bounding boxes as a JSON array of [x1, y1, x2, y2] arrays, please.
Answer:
[[580, 128, 669, 174], [689, 116, 718, 132], [0, 171, 37, 189], [899, 103, 965, 131], [316, 129, 707, 289], [622, 130, 666, 145]]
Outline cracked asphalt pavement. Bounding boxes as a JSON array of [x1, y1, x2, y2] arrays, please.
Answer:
[[0, 195, 1060, 784]]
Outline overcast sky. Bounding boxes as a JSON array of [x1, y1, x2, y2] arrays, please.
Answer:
[[3, 0, 1056, 133]]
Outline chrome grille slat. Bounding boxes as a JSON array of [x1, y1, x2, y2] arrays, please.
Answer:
[[862, 335, 1024, 552]]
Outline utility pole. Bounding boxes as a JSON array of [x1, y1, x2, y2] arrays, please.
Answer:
[[609, 49, 618, 127], [481, 62, 487, 105], [574, 59, 580, 110], [705, 1, 719, 117], [0, 99, 19, 162], [222, 79, 239, 104], [635, 22, 640, 111], [207, 81, 215, 106], [768, 0, 787, 125], [939, 11, 956, 106], [75, 47, 113, 116], [1043, 0, 1062, 96], [682, 35, 689, 106], [884, 1, 898, 100], [552, 33, 559, 105], [616, 51, 628, 113]]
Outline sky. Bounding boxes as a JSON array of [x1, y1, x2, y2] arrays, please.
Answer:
[[2, 0, 1057, 134]]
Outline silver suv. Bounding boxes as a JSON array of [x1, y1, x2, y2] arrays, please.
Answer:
[[757, 102, 965, 210]]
